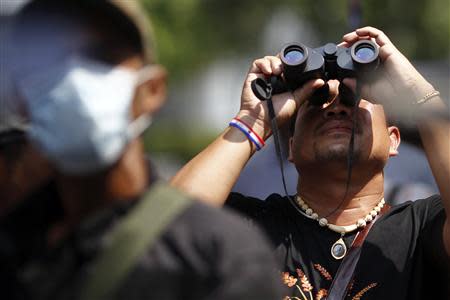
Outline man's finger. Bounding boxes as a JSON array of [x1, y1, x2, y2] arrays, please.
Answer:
[[265, 56, 283, 76], [355, 27, 392, 47], [292, 79, 326, 105], [249, 56, 279, 75]]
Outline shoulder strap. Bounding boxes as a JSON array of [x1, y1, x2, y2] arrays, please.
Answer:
[[80, 181, 191, 300], [326, 204, 391, 300]]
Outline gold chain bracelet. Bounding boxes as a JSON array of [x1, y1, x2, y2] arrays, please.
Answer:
[[416, 90, 440, 105]]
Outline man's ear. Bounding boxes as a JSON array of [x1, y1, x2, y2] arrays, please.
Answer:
[[132, 65, 167, 117], [287, 137, 294, 162], [388, 126, 401, 157]]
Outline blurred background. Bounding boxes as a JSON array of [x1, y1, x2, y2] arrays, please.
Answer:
[[2, 0, 449, 200], [143, 0, 450, 168]]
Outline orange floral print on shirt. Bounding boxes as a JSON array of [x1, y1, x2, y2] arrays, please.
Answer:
[[280, 265, 378, 300]]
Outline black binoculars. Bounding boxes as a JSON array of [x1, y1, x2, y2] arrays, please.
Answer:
[[252, 40, 380, 106]]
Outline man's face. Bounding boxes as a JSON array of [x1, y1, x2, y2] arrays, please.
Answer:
[[289, 80, 398, 171]]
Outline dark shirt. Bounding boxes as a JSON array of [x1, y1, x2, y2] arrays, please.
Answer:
[[227, 193, 450, 300], [0, 183, 282, 300]]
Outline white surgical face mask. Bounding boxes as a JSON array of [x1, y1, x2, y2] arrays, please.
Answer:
[[17, 57, 157, 174]]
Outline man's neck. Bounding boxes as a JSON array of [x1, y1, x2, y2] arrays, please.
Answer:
[[297, 166, 385, 226], [48, 140, 149, 245]]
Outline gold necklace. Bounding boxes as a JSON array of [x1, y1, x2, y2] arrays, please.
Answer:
[[295, 195, 385, 260]]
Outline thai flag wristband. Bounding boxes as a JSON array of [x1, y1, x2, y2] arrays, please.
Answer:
[[229, 118, 265, 151]]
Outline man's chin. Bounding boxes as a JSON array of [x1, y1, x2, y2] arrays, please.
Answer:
[[314, 144, 356, 162]]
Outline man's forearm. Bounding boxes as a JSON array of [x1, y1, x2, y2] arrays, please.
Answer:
[[417, 96, 450, 254], [171, 126, 257, 206]]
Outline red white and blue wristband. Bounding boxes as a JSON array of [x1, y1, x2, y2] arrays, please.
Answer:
[[229, 117, 265, 151]]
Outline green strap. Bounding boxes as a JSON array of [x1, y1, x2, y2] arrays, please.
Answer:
[[80, 181, 191, 300]]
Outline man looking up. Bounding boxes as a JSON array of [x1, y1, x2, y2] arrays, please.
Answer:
[[172, 26, 450, 299], [2, 1, 282, 299]]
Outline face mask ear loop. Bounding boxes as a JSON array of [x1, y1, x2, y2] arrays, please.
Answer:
[[127, 114, 153, 141], [125, 65, 159, 141], [136, 65, 159, 86]]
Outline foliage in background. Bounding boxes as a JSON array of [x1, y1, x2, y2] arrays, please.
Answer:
[[144, 122, 218, 161], [143, 0, 449, 80], [363, 0, 449, 59]]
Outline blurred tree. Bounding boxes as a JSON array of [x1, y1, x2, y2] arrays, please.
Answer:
[[143, 0, 449, 79], [363, 0, 449, 59]]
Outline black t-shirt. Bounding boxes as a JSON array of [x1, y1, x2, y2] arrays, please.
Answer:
[[0, 184, 282, 300], [227, 193, 449, 300]]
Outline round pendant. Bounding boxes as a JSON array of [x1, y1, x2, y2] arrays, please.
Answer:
[[331, 237, 347, 260]]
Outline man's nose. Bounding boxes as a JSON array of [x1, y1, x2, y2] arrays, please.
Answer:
[[322, 81, 353, 119]]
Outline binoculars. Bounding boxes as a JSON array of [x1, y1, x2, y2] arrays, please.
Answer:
[[252, 40, 380, 106]]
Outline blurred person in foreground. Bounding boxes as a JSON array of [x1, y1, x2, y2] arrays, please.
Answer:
[[0, 69, 59, 294], [1, 4, 58, 291], [1, 1, 282, 299], [172, 26, 450, 299]]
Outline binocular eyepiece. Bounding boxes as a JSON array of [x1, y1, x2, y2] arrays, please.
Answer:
[[253, 40, 380, 106]]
